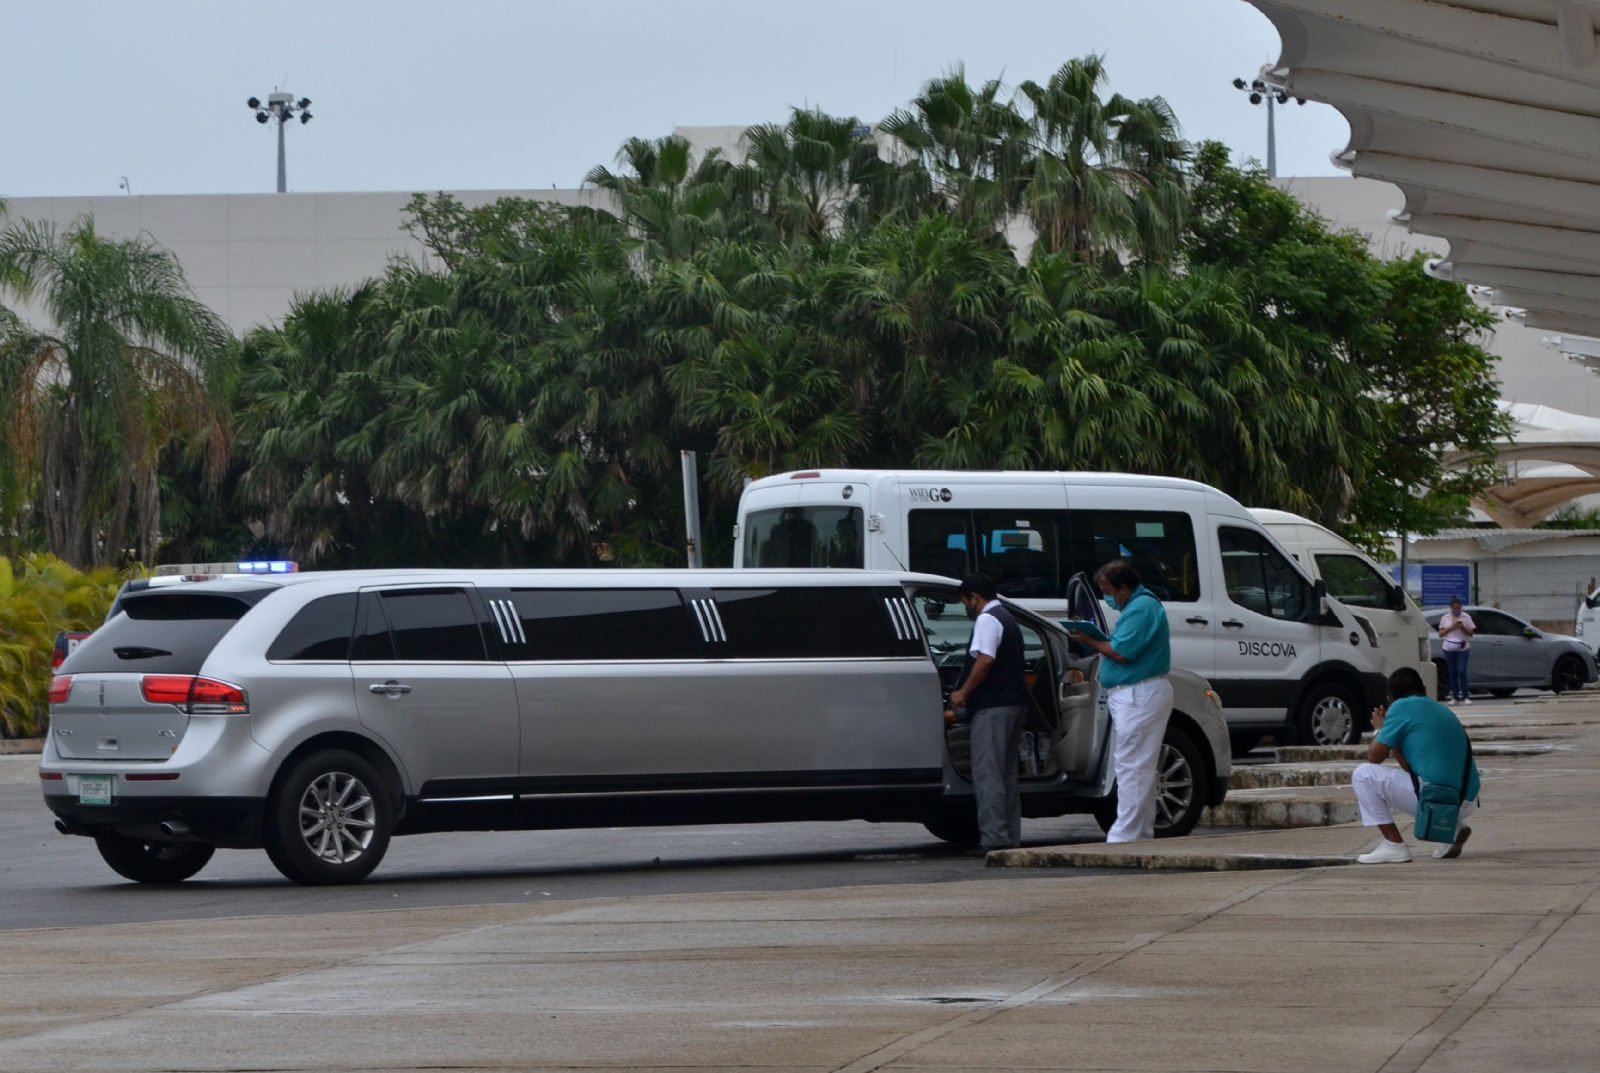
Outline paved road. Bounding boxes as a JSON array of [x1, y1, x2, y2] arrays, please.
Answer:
[[0, 774, 1125, 931]]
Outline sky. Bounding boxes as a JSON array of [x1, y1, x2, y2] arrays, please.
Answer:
[[0, 0, 1352, 198]]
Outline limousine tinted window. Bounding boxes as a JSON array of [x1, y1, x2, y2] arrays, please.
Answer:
[[711, 586, 895, 658], [507, 589, 700, 660], [743, 506, 863, 568], [60, 591, 266, 675], [267, 593, 359, 661], [351, 595, 396, 661], [375, 589, 486, 661]]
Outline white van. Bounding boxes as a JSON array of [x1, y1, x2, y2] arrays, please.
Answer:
[[734, 470, 1388, 748], [1251, 509, 1436, 702]]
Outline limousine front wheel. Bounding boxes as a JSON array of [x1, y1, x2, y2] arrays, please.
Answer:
[[265, 749, 393, 886]]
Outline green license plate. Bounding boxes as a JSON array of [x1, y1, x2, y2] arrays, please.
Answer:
[[78, 775, 113, 806]]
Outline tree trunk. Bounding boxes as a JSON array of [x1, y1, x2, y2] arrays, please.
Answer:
[[103, 458, 133, 570], [137, 463, 160, 565]]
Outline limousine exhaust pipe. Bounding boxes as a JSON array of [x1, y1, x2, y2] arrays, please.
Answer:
[[682, 450, 704, 569]]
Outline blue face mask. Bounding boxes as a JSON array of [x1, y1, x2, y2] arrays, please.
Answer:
[[1101, 591, 1122, 611]]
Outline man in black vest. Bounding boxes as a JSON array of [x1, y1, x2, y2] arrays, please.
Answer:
[[948, 573, 1030, 850]]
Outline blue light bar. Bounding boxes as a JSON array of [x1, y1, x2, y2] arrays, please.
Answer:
[[237, 561, 298, 574]]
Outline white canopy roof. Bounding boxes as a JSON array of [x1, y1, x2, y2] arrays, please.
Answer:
[[1248, 1, 1600, 333]]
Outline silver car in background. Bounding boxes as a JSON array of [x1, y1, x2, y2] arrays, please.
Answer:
[[1426, 605, 1597, 697], [43, 569, 1230, 885]]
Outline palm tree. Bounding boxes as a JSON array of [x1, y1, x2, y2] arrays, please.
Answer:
[[877, 68, 1031, 238], [735, 109, 877, 245], [1018, 57, 1190, 262], [0, 218, 233, 567], [584, 136, 746, 262]]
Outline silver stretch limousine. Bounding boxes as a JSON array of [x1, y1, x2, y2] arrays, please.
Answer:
[[42, 569, 1231, 885]]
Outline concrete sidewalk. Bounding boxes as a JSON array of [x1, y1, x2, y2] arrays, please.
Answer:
[[3, 697, 1599, 1072]]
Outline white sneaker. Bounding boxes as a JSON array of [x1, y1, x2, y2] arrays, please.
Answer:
[[1446, 698, 1458, 706], [1433, 825, 1472, 859], [1358, 839, 1413, 864], [1463, 698, 1473, 706]]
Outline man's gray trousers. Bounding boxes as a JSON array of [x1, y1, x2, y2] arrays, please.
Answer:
[[970, 704, 1027, 849]]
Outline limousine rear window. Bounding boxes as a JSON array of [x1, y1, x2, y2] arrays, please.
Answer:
[[742, 506, 863, 569], [60, 590, 270, 676], [504, 589, 701, 661]]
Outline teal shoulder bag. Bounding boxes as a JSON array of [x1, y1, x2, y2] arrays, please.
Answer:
[[1413, 741, 1474, 843]]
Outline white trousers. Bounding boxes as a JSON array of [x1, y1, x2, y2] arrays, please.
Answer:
[[1353, 764, 1478, 829], [1105, 676, 1175, 843]]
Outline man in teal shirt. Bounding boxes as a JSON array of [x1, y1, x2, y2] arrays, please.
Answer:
[[1067, 559, 1173, 842], [1354, 667, 1480, 863]]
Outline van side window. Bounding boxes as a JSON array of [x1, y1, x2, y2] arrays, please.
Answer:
[[1065, 511, 1200, 602], [266, 593, 359, 661], [1315, 554, 1393, 609], [742, 506, 863, 568], [972, 512, 1066, 600], [507, 589, 701, 660], [376, 589, 487, 661], [1219, 527, 1312, 621], [909, 511, 975, 581], [710, 587, 895, 658]]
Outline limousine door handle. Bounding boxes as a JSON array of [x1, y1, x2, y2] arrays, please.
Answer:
[[1220, 620, 1245, 629], [369, 681, 412, 696], [1185, 616, 1209, 626]]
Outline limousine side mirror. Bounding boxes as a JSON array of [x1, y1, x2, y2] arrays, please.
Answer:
[[1524, 626, 1541, 638]]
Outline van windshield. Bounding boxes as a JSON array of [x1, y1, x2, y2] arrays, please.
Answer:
[[743, 506, 863, 568]]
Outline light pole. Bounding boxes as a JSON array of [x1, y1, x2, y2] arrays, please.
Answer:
[[1231, 67, 1304, 178], [247, 91, 313, 192]]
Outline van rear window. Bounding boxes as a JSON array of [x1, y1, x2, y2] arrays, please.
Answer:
[[60, 590, 270, 675]]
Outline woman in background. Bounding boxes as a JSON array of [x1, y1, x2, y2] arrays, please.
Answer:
[[1438, 596, 1475, 706]]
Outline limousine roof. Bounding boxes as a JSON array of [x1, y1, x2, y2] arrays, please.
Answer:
[[127, 568, 962, 596]]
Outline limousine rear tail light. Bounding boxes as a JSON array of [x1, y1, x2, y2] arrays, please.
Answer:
[[141, 675, 249, 714], [48, 676, 72, 704]]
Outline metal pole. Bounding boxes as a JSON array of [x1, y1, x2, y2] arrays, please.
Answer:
[[1399, 526, 1408, 600], [1267, 93, 1277, 179], [276, 114, 287, 193], [681, 450, 703, 569]]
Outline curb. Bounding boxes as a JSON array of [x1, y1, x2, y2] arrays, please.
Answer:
[[1229, 764, 1357, 791], [1204, 796, 1362, 828], [987, 847, 1355, 871]]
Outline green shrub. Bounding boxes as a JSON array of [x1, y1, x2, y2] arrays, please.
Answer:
[[0, 555, 125, 738]]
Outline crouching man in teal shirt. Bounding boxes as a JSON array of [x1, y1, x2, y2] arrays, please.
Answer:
[[1355, 667, 1481, 864], [1068, 559, 1173, 842]]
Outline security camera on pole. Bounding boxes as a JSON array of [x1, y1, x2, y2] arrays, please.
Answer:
[[1231, 66, 1303, 178], [246, 90, 313, 192]]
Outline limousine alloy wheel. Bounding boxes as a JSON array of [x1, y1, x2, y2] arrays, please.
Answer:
[[265, 749, 393, 886], [1152, 726, 1206, 838]]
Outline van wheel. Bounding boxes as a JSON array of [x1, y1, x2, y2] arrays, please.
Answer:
[[923, 811, 981, 846], [1552, 655, 1587, 694], [1153, 726, 1207, 838], [1295, 681, 1361, 746], [264, 749, 393, 886], [95, 833, 214, 883]]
